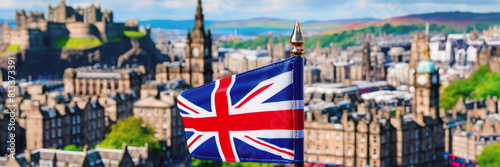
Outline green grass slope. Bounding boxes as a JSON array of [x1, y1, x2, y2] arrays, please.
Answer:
[[54, 38, 103, 49]]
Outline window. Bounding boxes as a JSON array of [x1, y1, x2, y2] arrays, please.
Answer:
[[374, 148, 377, 155], [336, 134, 340, 141], [325, 146, 329, 154], [77, 116, 80, 124], [348, 134, 352, 140], [308, 132, 311, 140], [45, 121, 49, 129], [45, 132, 49, 139], [72, 117, 76, 125], [57, 129, 61, 137], [316, 133, 320, 140], [336, 147, 340, 155], [57, 118, 61, 127], [317, 145, 320, 154], [361, 135, 365, 142], [51, 119, 56, 128], [325, 133, 330, 140], [140, 110, 144, 116], [347, 147, 352, 154], [373, 136, 377, 144]]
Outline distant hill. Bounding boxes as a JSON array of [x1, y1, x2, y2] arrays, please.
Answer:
[[139, 17, 377, 35], [323, 12, 500, 34], [208, 17, 376, 30]]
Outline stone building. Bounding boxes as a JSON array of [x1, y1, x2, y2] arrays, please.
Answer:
[[441, 95, 500, 165], [63, 66, 145, 96], [98, 92, 136, 126], [304, 59, 443, 167], [2, 143, 152, 167], [133, 90, 186, 160], [155, 0, 213, 88], [20, 95, 106, 151], [409, 34, 430, 71], [3, 0, 137, 49]]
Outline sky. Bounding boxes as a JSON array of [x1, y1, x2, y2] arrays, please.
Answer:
[[1, 0, 500, 22]]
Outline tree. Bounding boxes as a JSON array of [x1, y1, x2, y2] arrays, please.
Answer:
[[63, 144, 84, 151], [99, 117, 161, 151], [477, 144, 500, 167]]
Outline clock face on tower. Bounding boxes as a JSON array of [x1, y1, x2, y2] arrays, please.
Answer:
[[192, 47, 200, 57], [417, 75, 427, 85]]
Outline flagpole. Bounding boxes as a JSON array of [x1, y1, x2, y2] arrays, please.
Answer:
[[290, 21, 304, 167]]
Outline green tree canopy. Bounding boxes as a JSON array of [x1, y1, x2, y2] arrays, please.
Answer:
[[440, 64, 500, 110], [63, 144, 84, 151], [99, 117, 161, 151], [477, 144, 500, 167]]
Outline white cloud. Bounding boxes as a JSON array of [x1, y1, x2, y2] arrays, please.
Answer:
[[162, 0, 196, 9], [0, 0, 16, 9], [358, 0, 367, 9], [0, 0, 45, 9]]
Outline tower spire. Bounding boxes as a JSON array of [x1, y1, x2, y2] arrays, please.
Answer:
[[194, 0, 204, 31]]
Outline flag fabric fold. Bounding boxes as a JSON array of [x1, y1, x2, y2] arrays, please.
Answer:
[[177, 56, 304, 163]]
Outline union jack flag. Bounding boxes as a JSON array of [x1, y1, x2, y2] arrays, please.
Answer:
[[177, 57, 304, 163]]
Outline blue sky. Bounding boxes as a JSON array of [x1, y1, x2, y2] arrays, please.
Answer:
[[1, 0, 500, 22]]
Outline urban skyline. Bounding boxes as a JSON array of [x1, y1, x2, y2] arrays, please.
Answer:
[[1, 0, 500, 167]]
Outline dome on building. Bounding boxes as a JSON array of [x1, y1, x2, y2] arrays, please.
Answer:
[[416, 60, 435, 73]]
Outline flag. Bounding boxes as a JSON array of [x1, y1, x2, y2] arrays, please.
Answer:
[[177, 56, 304, 163]]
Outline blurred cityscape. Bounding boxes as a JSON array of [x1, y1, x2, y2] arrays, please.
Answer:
[[1, 0, 500, 166]]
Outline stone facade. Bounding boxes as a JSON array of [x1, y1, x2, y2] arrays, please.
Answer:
[[156, 0, 212, 88], [133, 91, 186, 160], [1, 143, 152, 167], [63, 66, 145, 96]]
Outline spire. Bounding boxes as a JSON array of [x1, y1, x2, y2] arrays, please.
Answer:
[[194, 0, 204, 31], [425, 22, 429, 36], [290, 21, 304, 57], [424, 45, 429, 60]]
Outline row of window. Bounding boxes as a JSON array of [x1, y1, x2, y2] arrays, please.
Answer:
[[45, 118, 62, 129], [139, 109, 171, 117], [45, 128, 62, 139]]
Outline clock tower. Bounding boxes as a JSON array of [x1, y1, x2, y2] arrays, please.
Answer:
[[185, 0, 213, 88], [413, 46, 440, 117]]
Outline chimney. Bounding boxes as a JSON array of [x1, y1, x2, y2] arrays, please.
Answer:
[[24, 150, 31, 163], [122, 142, 127, 152], [144, 143, 149, 158], [83, 144, 88, 154]]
